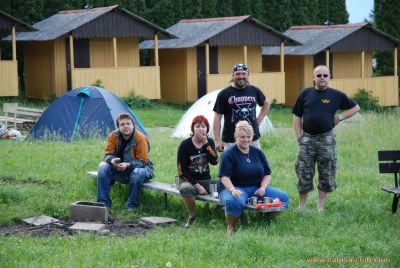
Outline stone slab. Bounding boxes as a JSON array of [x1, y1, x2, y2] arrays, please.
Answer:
[[70, 201, 108, 223], [23, 215, 60, 226], [69, 222, 105, 231], [138, 216, 177, 226]]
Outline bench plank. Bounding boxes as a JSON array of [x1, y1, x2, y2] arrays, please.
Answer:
[[87, 171, 285, 212], [378, 150, 400, 214], [1, 103, 43, 130]]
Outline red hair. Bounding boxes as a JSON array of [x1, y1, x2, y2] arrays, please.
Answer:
[[191, 115, 210, 134]]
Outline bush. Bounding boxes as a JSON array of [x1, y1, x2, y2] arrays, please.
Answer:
[[91, 79, 104, 88], [123, 95, 153, 109], [352, 88, 382, 111]]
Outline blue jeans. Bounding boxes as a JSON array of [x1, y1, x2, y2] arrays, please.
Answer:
[[97, 161, 147, 209], [219, 186, 289, 217]]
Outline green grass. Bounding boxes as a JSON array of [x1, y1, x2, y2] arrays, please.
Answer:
[[0, 102, 400, 267]]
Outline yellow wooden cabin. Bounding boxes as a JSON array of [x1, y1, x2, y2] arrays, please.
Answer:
[[13, 5, 174, 100], [0, 10, 35, 96], [140, 16, 299, 104], [263, 23, 400, 106]]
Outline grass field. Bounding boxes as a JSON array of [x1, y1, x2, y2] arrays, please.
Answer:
[[0, 102, 399, 267]]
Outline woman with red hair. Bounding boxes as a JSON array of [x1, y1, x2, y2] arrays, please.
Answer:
[[177, 115, 219, 228]]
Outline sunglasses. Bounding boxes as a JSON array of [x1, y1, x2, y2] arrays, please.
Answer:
[[316, 74, 329, 78]]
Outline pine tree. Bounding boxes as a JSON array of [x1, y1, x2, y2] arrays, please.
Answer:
[[263, 0, 292, 32], [232, 0, 252, 16], [373, 0, 400, 76], [201, 0, 218, 18], [290, 0, 319, 26], [216, 0, 234, 17], [317, 0, 348, 25]]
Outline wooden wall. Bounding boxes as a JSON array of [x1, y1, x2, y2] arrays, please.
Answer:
[[218, 46, 262, 73], [0, 61, 18, 96], [159, 49, 187, 103], [90, 38, 139, 68], [330, 76, 398, 106], [285, 56, 304, 106], [90, 38, 114, 67], [332, 51, 372, 79], [72, 66, 160, 99], [24, 41, 54, 99], [117, 38, 139, 67], [185, 48, 198, 102], [53, 39, 67, 97]]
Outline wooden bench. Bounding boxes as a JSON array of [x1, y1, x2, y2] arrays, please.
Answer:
[[378, 150, 400, 213], [0, 103, 44, 130], [87, 171, 285, 213]]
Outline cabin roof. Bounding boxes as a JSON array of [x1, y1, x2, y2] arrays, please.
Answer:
[[10, 5, 175, 41], [0, 10, 36, 32], [140, 15, 300, 49], [262, 23, 400, 55]]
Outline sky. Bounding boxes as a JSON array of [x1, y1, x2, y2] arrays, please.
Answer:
[[346, 0, 374, 23]]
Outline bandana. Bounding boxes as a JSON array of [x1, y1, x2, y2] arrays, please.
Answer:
[[232, 64, 249, 73]]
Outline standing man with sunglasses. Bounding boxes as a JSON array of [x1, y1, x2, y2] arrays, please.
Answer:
[[293, 65, 360, 212], [213, 63, 270, 152]]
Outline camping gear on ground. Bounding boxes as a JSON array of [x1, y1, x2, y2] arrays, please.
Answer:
[[29, 86, 147, 140]]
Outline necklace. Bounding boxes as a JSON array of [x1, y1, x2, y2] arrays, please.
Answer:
[[241, 151, 251, 163]]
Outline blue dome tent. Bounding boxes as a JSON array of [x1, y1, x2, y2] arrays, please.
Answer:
[[29, 86, 147, 140]]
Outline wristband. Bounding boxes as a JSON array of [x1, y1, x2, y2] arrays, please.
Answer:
[[338, 114, 345, 121]]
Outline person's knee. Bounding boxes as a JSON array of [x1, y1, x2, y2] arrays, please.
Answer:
[[98, 162, 111, 178], [129, 168, 146, 184], [225, 197, 244, 213]]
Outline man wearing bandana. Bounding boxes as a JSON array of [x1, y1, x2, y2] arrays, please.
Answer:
[[213, 64, 270, 152]]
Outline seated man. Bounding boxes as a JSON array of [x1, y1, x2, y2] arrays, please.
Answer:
[[97, 113, 153, 210]]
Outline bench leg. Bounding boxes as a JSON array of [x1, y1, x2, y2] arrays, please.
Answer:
[[392, 194, 400, 214], [164, 193, 168, 209]]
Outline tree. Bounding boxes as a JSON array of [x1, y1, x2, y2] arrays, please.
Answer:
[[216, 0, 234, 17], [290, 0, 319, 26], [263, 0, 292, 32], [317, 0, 348, 25], [372, 0, 400, 76], [201, 0, 217, 18], [232, 0, 252, 16]]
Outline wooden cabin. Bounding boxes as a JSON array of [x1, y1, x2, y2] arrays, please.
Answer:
[[13, 5, 174, 99], [140, 16, 299, 104], [0, 10, 35, 96], [263, 23, 400, 106]]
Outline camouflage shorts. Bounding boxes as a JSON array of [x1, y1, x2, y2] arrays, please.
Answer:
[[295, 131, 337, 193]]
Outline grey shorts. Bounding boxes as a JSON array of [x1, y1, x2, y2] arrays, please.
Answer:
[[295, 131, 337, 193], [179, 180, 211, 197]]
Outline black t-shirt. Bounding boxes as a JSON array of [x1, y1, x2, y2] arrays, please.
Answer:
[[217, 145, 271, 192], [177, 137, 219, 184], [213, 85, 266, 143], [292, 87, 357, 134], [117, 134, 132, 161]]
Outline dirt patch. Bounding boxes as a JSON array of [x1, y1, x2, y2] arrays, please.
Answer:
[[0, 219, 153, 237]]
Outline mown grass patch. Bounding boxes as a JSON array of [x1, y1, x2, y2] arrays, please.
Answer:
[[0, 105, 399, 266]]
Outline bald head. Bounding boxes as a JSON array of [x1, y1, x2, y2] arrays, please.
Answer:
[[313, 65, 330, 90]]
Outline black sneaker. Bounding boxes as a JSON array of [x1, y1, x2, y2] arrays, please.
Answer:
[[185, 216, 196, 228]]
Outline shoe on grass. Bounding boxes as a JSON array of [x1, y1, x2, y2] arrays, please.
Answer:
[[185, 216, 196, 228]]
